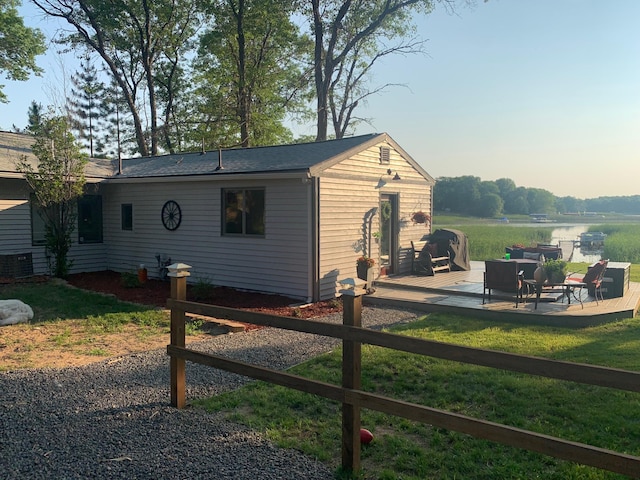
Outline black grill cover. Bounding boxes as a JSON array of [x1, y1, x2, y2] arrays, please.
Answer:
[[427, 228, 470, 272]]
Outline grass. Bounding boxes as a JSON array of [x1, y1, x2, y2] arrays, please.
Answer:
[[0, 282, 149, 321], [433, 218, 640, 264], [590, 224, 640, 264], [196, 313, 640, 479], [0, 282, 207, 370], [435, 224, 555, 260]]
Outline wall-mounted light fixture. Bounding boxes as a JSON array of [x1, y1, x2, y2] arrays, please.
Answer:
[[392, 172, 401, 181]]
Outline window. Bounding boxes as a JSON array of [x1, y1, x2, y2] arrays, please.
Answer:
[[121, 204, 133, 230], [223, 188, 265, 236], [30, 195, 51, 246], [77, 195, 103, 244]]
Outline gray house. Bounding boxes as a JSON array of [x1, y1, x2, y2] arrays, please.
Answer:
[[1, 131, 435, 301]]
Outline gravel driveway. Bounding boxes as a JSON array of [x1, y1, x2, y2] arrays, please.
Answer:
[[0, 307, 419, 479]]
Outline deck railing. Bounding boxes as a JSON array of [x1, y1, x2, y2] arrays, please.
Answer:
[[167, 273, 640, 476]]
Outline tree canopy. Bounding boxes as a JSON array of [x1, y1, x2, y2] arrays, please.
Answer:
[[16, 115, 87, 277], [434, 176, 640, 217], [0, 0, 46, 102]]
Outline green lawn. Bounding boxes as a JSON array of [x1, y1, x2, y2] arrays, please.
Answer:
[[197, 313, 640, 479]]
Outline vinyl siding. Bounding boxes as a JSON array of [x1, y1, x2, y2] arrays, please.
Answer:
[[103, 178, 313, 300], [0, 180, 32, 257], [0, 179, 108, 275], [317, 142, 433, 299]]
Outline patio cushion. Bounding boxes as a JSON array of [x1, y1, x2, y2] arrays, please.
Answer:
[[583, 260, 607, 285]]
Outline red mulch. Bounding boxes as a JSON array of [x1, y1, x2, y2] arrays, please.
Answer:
[[64, 270, 342, 319]]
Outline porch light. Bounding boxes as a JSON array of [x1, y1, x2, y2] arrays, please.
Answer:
[[338, 277, 367, 296], [167, 263, 192, 278]]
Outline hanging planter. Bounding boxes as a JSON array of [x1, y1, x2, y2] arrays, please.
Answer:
[[356, 256, 375, 281], [411, 211, 431, 225]]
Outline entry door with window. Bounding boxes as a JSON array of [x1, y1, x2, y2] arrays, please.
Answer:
[[379, 194, 399, 274]]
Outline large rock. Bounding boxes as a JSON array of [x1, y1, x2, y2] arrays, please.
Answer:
[[0, 299, 34, 326]]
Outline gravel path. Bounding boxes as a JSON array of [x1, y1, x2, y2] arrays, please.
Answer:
[[0, 307, 420, 479]]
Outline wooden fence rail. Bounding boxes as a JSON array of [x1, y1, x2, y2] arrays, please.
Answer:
[[166, 273, 640, 477]]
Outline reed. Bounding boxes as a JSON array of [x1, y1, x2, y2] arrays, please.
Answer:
[[590, 224, 640, 263], [439, 225, 554, 261]]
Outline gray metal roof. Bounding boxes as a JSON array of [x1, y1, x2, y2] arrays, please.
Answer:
[[116, 133, 382, 178]]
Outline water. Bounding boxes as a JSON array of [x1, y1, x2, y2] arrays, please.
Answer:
[[550, 225, 603, 263]]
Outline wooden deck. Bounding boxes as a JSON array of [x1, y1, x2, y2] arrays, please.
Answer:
[[365, 261, 640, 327]]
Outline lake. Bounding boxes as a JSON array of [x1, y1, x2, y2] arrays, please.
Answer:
[[549, 224, 603, 264]]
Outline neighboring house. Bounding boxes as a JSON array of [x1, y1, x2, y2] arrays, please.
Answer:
[[1, 131, 435, 301]]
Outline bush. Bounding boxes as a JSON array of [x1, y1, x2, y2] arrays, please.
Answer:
[[191, 277, 215, 301], [544, 259, 568, 283], [121, 272, 141, 288]]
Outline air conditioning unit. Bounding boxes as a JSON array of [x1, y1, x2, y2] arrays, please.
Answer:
[[0, 253, 34, 278]]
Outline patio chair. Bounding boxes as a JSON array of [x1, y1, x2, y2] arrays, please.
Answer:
[[566, 259, 609, 305], [483, 260, 525, 308]]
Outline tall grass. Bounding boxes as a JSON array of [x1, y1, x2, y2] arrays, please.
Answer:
[[438, 225, 554, 260], [589, 224, 640, 264]]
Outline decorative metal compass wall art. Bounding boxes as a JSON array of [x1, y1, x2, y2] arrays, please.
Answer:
[[161, 200, 182, 230]]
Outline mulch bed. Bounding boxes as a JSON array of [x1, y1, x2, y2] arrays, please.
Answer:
[[64, 270, 342, 319]]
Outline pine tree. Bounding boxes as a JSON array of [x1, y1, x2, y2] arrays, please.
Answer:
[[67, 56, 107, 157], [26, 101, 43, 134]]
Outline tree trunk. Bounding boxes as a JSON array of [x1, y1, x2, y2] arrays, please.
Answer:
[[312, 0, 328, 142]]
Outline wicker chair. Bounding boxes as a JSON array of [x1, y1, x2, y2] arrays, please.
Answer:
[[483, 260, 525, 308]]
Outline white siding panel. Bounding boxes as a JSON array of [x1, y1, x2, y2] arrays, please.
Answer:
[[318, 142, 434, 298], [103, 179, 312, 300]]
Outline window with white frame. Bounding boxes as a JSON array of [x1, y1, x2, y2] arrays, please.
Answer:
[[222, 188, 265, 236]]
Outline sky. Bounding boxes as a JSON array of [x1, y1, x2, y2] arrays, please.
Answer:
[[1, 0, 639, 199]]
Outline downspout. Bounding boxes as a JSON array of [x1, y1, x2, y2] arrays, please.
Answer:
[[311, 175, 321, 302]]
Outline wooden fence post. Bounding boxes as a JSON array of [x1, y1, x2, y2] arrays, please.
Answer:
[[341, 283, 363, 474], [168, 263, 191, 409]]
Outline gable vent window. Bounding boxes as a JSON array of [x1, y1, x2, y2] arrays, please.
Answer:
[[379, 146, 390, 164]]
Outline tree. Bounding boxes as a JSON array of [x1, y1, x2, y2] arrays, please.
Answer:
[[26, 100, 43, 133], [434, 175, 481, 214], [0, 0, 46, 102], [527, 187, 555, 214], [192, 0, 308, 148], [495, 178, 516, 199], [504, 186, 529, 215], [307, 0, 451, 141], [476, 193, 503, 217], [33, 0, 202, 156], [16, 115, 87, 277], [67, 56, 107, 157]]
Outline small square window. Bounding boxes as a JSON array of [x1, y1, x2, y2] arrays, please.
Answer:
[[122, 204, 133, 231]]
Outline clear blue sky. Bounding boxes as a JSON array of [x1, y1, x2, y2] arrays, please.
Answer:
[[2, 1, 638, 199]]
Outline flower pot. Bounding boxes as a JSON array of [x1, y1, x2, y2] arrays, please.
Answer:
[[137, 266, 148, 284], [357, 263, 369, 281]]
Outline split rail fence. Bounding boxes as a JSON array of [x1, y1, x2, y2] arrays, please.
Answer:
[[166, 274, 640, 476]]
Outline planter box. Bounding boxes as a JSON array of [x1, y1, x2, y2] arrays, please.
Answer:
[[587, 261, 630, 298]]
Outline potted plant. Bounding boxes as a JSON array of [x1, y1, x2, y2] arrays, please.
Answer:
[[544, 259, 568, 284], [356, 255, 375, 281], [411, 211, 431, 225]]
